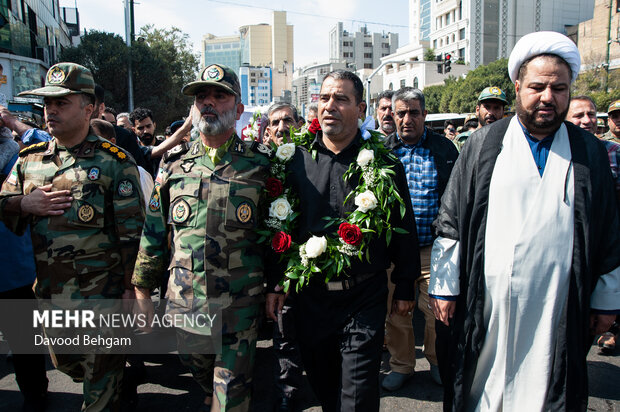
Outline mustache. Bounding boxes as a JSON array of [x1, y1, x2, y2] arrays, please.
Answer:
[[201, 106, 219, 117], [382, 115, 394, 122], [534, 103, 556, 111]]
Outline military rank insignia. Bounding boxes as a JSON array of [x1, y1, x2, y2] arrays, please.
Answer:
[[149, 192, 160, 212], [172, 199, 190, 223], [87, 167, 100, 181], [236, 202, 252, 223], [117, 180, 133, 197], [78, 204, 95, 223]]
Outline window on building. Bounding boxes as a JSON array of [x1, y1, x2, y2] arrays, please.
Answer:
[[413, 77, 419, 89], [389, 82, 393, 90], [364, 63, 373, 69], [440, 39, 443, 47], [382, 43, 390, 49], [433, 39, 437, 48], [400, 79, 406, 88], [446, 13, 450, 25], [459, 48, 465, 60], [459, 28, 466, 40], [364, 53, 372, 58], [451, 33, 455, 43], [382, 53, 389, 57], [458, 1, 462, 20], [364, 42, 372, 47]]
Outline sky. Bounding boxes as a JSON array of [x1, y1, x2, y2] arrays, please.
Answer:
[[59, 0, 410, 68]]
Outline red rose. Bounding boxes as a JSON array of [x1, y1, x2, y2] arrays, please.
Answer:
[[338, 222, 363, 246], [272, 231, 292, 253], [308, 118, 321, 134], [266, 177, 284, 197]]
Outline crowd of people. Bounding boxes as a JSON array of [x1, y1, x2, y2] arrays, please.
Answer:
[[0, 30, 618, 412]]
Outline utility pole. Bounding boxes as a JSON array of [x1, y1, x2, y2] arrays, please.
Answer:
[[605, 0, 613, 93], [125, 0, 135, 111]]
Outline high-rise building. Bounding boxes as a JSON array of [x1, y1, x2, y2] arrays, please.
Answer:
[[409, 0, 432, 45], [202, 11, 294, 105], [329, 23, 399, 70], [428, 0, 594, 68], [201, 34, 242, 74], [239, 66, 272, 107], [568, 0, 620, 71]]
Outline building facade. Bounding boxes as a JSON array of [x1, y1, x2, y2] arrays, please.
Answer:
[[569, 0, 620, 71], [427, 0, 594, 68], [291, 61, 348, 117], [201, 34, 242, 74], [239, 66, 272, 107], [329, 22, 399, 70], [0, 0, 77, 118]]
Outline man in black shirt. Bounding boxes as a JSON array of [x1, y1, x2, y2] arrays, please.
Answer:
[[266, 70, 420, 412]]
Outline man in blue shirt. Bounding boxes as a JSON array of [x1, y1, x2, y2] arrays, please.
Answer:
[[382, 87, 458, 390]]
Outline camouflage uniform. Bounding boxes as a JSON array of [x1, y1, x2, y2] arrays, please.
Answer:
[[132, 133, 270, 411], [0, 133, 145, 412], [602, 130, 620, 145]]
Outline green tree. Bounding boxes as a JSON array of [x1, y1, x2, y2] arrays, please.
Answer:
[[573, 67, 620, 112], [60, 27, 199, 133], [423, 84, 444, 113], [424, 48, 437, 62]]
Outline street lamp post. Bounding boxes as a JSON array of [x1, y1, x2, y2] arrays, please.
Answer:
[[125, 0, 135, 111]]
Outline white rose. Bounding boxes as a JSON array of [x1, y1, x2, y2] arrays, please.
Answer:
[[269, 197, 292, 220], [356, 148, 374, 167], [354, 190, 378, 213], [275, 143, 296, 162], [305, 236, 327, 259]]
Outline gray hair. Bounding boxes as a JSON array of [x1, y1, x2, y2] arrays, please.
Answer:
[[117, 112, 130, 120], [307, 103, 318, 115], [392, 87, 425, 112], [267, 102, 299, 122]]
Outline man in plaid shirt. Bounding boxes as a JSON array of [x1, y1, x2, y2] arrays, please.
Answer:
[[383, 87, 459, 390]]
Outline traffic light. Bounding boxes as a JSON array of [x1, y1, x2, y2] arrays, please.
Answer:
[[444, 53, 452, 73], [437, 64, 443, 74]]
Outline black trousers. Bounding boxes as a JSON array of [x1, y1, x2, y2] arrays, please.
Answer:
[[272, 300, 304, 400], [293, 273, 388, 412], [0, 285, 48, 399], [435, 319, 456, 412]]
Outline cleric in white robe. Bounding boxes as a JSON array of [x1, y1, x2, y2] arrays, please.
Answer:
[[428, 31, 620, 412]]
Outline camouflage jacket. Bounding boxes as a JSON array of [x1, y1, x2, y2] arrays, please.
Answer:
[[602, 130, 620, 145], [131, 134, 270, 332], [0, 134, 145, 299]]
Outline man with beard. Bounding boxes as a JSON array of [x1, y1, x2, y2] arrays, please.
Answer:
[[132, 64, 271, 411], [603, 100, 620, 144], [375, 90, 395, 136], [454, 87, 508, 150], [264, 102, 299, 145], [429, 32, 620, 411]]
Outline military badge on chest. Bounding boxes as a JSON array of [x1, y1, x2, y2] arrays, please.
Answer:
[[87, 167, 100, 181], [172, 199, 191, 223], [236, 201, 252, 224], [78, 204, 95, 223], [117, 180, 133, 197], [181, 160, 195, 173]]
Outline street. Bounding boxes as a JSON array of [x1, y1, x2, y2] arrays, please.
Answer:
[[1, 310, 618, 411]]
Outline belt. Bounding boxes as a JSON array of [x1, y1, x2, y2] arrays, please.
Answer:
[[325, 272, 377, 291]]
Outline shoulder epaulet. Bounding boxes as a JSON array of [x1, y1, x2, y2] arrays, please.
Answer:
[[98, 141, 129, 162], [163, 142, 190, 162], [19, 141, 48, 156], [249, 141, 274, 159]]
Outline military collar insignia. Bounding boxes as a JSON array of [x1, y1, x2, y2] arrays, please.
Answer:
[[47, 66, 66, 84], [78, 204, 95, 223], [172, 199, 190, 223], [181, 160, 195, 173], [250, 141, 274, 159], [87, 167, 100, 181], [117, 180, 133, 197], [233, 140, 245, 154], [236, 202, 252, 224], [191, 142, 201, 155], [204, 65, 225, 82]]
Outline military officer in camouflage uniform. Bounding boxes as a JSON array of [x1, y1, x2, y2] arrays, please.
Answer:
[[132, 64, 270, 411], [0, 63, 145, 411], [603, 99, 620, 144]]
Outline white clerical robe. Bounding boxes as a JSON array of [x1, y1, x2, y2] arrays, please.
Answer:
[[429, 117, 620, 412]]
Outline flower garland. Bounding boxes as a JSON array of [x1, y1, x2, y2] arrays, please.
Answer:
[[258, 118, 408, 293]]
